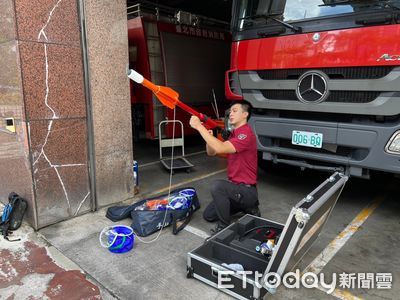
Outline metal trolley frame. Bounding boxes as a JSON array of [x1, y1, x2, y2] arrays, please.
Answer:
[[159, 120, 194, 174]]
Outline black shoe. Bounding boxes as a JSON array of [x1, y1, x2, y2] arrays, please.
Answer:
[[210, 222, 227, 235], [245, 206, 261, 217]]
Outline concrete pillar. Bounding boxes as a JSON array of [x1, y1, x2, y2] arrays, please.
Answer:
[[0, 0, 134, 229], [83, 0, 135, 208]]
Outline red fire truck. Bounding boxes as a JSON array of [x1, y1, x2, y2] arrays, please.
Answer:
[[127, 4, 230, 140], [226, 0, 400, 178]]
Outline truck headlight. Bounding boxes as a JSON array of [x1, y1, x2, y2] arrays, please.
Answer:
[[385, 131, 400, 154]]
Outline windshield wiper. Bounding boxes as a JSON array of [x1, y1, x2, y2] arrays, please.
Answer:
[[240, 14, 303, 33]]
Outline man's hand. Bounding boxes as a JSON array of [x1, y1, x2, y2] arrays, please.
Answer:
[[190, 115, 236, 155], [189, 116, 202, 130]]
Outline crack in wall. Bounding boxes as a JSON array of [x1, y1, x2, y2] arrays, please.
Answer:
[[74, 191, 90, 216], [31, 0, 90, 217]]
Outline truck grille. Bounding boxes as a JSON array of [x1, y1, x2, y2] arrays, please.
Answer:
[[262, 90, 381, 103], [257, 66, 394, 80]]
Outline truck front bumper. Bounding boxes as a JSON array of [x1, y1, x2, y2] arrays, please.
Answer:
[[250, 116, 400, 176]]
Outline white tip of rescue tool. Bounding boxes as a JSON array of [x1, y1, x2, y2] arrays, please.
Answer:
[[127, 69, 144, 84]]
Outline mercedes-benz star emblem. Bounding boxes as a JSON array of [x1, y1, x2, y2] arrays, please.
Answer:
[[296, 71, 329, 103]]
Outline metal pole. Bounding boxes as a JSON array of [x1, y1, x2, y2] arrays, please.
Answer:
[[78, 0, 97, 212]]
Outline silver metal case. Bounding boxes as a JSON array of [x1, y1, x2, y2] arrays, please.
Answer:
[[187, 172, 348, 300]]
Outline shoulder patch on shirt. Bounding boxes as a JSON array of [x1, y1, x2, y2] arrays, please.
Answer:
[[238, 134, 247, 140]]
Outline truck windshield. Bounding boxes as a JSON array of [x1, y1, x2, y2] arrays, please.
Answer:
[[235, 0, 400, 31]]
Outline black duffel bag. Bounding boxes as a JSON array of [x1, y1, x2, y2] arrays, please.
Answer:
[[106, 187, 200, 236]]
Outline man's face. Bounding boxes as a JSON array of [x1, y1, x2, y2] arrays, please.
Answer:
[[229, 104, 248, 127]]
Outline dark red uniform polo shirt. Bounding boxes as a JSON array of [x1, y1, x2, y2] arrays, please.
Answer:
[[227, 123, 257, 185]]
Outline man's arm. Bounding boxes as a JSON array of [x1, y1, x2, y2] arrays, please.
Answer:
[[206, 144, 217, 156], [190, 116, 236, 155], [206, 130, 217, 156]]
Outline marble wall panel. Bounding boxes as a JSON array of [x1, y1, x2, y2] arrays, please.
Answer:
[[15, 0, 80, 46], [95, 151, 134, 207], [29, 118, 91, 227], [92, 97, 133, 156], [0, 41, 23, 106], [0, 0, 17, 43], [19, 41, 86, 121]]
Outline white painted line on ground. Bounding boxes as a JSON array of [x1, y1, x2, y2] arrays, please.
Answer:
[[183, 225, 210, 239], [304, 195, 384, 300], [138, 168, 225, 240], [139, 150, 207, 168]]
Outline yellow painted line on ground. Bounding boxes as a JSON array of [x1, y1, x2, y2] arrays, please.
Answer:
[[304, 195, 384, 275], [304, 195, 384, 300], [316, 285, 363, 300], [331, 288, 364, 300], [143, 168, 227, 199]]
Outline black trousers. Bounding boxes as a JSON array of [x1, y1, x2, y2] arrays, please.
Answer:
[[203, 179, 259, 226]]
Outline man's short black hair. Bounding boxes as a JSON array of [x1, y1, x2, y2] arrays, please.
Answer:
[[230, 100, 252, 121]]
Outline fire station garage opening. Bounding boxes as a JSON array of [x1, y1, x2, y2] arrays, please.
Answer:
[[125, 0, 233, 165]]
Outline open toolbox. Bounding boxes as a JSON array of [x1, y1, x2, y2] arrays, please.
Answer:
[[187, 172, 348, 300]]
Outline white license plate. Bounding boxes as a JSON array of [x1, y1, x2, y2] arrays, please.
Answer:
[[292, 130, 323, 148]]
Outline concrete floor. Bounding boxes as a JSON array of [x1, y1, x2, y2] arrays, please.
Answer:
[[4, 138, 399, 299]]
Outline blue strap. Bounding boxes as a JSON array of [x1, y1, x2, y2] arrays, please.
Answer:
[[1, 204, 13, 223]]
